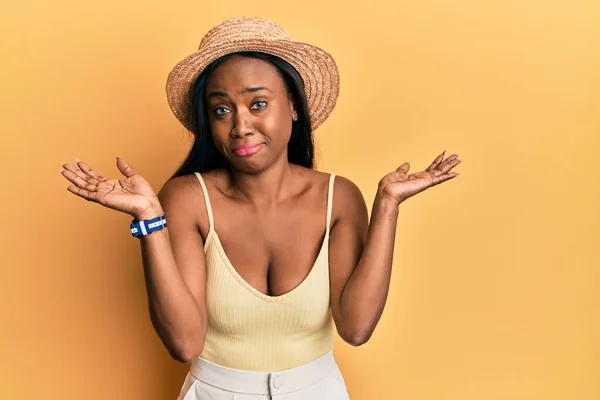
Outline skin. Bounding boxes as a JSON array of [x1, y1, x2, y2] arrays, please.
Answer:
[[60, 55, 461, 363]]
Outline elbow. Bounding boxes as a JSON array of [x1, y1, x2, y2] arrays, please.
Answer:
[[340, 328, 373, 347], [343, 334, 371, 347], [150, 313, 206, 364], [334, 312, 376, 347], [169, 339, 205, 364]]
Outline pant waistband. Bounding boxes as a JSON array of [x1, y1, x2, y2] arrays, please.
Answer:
[[189, 350, 337, 395]]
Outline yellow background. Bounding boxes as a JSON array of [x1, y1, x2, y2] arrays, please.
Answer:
[[1, 0, 598, 399]]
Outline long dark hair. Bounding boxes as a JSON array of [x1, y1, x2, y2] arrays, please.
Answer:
[[170, 52, 314, 179]]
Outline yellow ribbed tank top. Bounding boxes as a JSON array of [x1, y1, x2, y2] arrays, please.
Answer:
[[194, 172, 336, 372]]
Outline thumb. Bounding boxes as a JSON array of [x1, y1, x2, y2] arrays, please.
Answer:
[[396, 162, 410, 174], [116, 157, 137, 178]]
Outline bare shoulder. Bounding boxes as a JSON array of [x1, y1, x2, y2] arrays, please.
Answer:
[[158, 173, 202, 205], [330, 174, 368, 225], [157, 173, 208, 234], [293, 166, 367, 224], [331, 174, 364, 198]]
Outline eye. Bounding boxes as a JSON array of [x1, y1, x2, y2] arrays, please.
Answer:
[[250, 100, 268, 110], [214, 107, 230, 117]]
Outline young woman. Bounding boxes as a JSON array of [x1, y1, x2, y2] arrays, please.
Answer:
[[60, 17, 460, 400]]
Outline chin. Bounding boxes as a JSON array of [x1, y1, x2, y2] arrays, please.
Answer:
[[229, 156, 271, 175], [226, 146, 288, 175]]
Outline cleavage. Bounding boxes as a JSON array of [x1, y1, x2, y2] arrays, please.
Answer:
[[214, 216, 326, 297]]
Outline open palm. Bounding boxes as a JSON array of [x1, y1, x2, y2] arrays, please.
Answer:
[[379, 151, 461, 204], [60, 157, 159, 217]]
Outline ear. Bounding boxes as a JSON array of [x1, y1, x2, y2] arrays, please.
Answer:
[[288, 94, 298, 121]]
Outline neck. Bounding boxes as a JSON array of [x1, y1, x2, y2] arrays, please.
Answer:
[[227, 158, 296, 206]]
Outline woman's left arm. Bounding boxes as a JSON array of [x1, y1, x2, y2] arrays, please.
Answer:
[[329, 151, 461, 346]]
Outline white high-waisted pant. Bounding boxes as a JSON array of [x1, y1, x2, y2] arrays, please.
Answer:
[[178, 350, 349, 399]]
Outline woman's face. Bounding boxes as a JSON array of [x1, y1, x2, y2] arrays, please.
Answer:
[[205, 55, 297, 173]]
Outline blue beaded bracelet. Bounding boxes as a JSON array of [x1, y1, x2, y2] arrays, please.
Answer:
[[130, 215, 167, 237]]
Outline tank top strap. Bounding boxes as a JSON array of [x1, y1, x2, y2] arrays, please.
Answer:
[[325, 174, 336, 237], [194, 172, 214, 231]]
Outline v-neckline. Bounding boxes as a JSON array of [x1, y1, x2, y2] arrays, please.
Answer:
[[204, 228, 329, 302]]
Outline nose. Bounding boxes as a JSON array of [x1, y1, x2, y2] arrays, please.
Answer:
[[231, 108, 253, 138]]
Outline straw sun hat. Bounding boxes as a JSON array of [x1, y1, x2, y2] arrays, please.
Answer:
[[166, 17, 340, 132]]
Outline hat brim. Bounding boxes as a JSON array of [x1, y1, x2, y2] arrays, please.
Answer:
[[166, 39, 340, 132]]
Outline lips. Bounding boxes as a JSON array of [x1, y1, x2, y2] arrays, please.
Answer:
[[232, 143, 264, 157]]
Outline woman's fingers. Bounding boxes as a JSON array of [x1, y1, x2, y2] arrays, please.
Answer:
[[76, 159, 107, 182], [431, 171, 459, 186], [62, 158, 105, 185], [426, 151, 446, 172], [62, 163, 91, 182], [439, 157, 461, 174], [430, 156, 460, 175], [66, 184, 98, 202], [61, 167, 98, 191]]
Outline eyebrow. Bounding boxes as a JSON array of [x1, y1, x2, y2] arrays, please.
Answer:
[[207, 87, 271, 99], [243, 86, 270, 94]]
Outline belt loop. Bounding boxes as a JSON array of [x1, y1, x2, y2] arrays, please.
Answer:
[[268, 372, 274, 398]]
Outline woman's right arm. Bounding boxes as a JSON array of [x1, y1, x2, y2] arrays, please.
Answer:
[[60, 158, 207, 364], [137, 176, 207, 364]]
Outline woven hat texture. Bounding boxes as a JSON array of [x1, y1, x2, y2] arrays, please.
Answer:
[[166, 17, 340, 131]]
